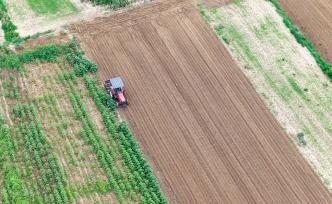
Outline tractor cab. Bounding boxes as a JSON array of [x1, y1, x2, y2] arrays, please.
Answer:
[[104, 77, 128, 107]]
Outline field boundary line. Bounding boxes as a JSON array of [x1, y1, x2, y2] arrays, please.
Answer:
[[268, 0, 332, 81]]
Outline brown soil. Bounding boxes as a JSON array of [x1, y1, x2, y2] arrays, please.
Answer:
[[71, 0, 332, 203], [201, 0, 232, 9], [276, 0, 332, 63]]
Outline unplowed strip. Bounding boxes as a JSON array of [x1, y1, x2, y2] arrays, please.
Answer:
[[276, 0, 332, 63], [71, 2, 332, 203]]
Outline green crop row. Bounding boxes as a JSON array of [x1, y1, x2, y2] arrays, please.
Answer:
[[64, 39, 97, 76], [14, 103, 70, 203], [61, 72, 166, 203], [1, 72, 20, 99], [269, 0, 332, 80], [60, 75, 132, 203], [83, 75, 167, 204], [0, 116, 27, 203], [119, 122, 167, 203], [0, 0, 19, 42]]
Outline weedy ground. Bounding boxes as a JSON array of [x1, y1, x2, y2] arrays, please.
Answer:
[[3, 0, 107, 37], [27, 0, 78, 15], [199, 0, 332, 191]]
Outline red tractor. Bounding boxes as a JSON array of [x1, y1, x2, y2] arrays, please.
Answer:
[[104, 77, 128, 107]]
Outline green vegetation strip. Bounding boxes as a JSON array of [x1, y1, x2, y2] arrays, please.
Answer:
[[269, 0, 332, 80], [90, 0, 135, 9], [0, 0, 20, 42], [0, 116, 27, 203], [27, 0, 78, 15], [0, 44, 60, 71]]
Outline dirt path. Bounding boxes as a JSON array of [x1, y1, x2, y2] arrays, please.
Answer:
[[276, 0, 332, 63], [71, 1, 332, 203]]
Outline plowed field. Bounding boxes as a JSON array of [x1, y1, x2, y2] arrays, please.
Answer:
[[71, 0, 332, 203], [277, 0, 332, 63]]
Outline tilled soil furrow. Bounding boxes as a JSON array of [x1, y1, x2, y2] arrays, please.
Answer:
[[72, 2, 332, 203], [120, 23, 234, 203], [180, 10, 332, 203], [154, 14, 302, 203]]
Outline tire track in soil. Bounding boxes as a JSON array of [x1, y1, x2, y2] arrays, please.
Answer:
[[71, 1, 332, 203]]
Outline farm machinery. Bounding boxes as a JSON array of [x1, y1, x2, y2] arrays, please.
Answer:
[[104, 77, 128, 107]]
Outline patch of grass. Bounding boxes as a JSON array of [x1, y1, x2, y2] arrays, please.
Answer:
[[253, 16, 286, 40], [197, 3, 211, 25], [234, 0, 244, 7], [215, 22, 292, 102], [287, 77, 306, 100], [65, 178, 111, 201], [27, 0, 78, 15]]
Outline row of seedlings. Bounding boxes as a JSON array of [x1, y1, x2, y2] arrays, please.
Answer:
[[47, 65, 108, 201], [0, 115, 27, 203], [58, 72, 132, 203], [83, 75, 167, 204], [13, 101, 69, 203]]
